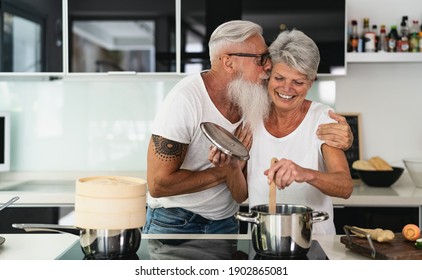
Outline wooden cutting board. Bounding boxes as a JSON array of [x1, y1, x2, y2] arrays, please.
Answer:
[[340, 233, 422, 259]]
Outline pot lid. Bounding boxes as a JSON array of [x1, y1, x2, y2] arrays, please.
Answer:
[[200, 122, 250, 161]]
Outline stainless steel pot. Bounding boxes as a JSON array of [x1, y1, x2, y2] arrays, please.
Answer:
[[235, 204, 328, 257], [12, 223, 141, 259]]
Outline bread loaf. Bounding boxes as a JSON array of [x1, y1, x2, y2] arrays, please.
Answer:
[[352, 160, 376, 170], [352, 156, 393, 171], [368, 156, 393, 171]]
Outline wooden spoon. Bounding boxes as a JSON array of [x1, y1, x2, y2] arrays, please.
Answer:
[[269, 157, 278, 214]]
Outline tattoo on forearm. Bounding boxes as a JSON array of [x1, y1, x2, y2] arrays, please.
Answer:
[[152, 135, 186, 161]]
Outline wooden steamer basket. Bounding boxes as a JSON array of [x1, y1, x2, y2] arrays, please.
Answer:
[[74, 176, 147, 259], [14, 176, 147, 259]]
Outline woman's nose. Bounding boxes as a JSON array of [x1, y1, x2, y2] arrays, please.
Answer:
[[280, 81, 293, 92]]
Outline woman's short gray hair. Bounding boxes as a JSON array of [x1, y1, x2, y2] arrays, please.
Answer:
[[209, 20, 263, 64], [268, 29, 320, 80]]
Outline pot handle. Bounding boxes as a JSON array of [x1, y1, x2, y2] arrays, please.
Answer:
[[234, 212, 259, 224], [311, 211, 329, 223], [12, 223, 80, 235]]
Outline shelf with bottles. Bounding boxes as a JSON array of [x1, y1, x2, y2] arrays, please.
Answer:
[[347, 52, 422, 63], [347, 14, 422, 63]]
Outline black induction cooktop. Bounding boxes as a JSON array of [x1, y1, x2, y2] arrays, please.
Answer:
[[57, 238, 328, 260]]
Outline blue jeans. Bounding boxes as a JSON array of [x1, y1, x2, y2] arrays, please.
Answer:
[[143, 206, 239, 234]]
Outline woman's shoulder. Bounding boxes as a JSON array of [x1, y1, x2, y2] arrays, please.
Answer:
[[307, 101, 335, 124], [309, 101, 333, 114]]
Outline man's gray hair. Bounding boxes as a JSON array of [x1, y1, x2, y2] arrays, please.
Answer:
[[209, 20, 263, 64], [268, 29, 320, 80]]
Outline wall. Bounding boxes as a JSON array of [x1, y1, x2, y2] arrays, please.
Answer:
[[338, 0, 422, 164], [333, 63, 422, 164], [0, 0, 421, 175]]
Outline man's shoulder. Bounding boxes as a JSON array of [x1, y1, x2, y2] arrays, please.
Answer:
[[176, 72, 202, 86], [166, 73, 207, 103]]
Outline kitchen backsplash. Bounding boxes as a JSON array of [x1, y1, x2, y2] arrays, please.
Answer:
[[0, 78, 178, 171], [0, 77, 334, 172]]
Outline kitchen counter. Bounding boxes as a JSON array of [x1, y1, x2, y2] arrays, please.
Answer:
[[1, 172, 422, 230], [1, 171, 421, 207], [0, 171, 147, 206], [0, 233, 366, 260], [332, 173, 422, 207], [0, 233, 78, 260]]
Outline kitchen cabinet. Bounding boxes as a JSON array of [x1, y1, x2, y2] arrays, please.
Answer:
[[1, 0, 422, 78], [0, 207, 59, 233], [333, 206, 419, 234], [0, 179, 75, 233], [1, 0, 178, 77], [332, 174, 422, 233], [0, 0, 63, 73], [181, 0, 346, 75], [0, 0, 347, 77], [67, 0, 176, 73]]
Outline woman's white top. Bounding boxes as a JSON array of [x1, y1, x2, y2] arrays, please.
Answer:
[[247, 102, 337, 234]]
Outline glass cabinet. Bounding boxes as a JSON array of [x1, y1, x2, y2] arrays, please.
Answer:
[[67, 0, 176, 73], [0, 0, 63, 73], [0, 0, 353, 76]]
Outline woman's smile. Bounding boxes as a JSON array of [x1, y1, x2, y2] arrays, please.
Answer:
[[276, 92, 294, 100]]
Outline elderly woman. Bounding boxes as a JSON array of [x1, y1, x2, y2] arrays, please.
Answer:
[[248, 29, 353, 234], [211, 29, 353, 234]]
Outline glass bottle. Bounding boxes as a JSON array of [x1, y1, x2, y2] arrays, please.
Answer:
[[409, 20, 420, 52], [387, 26, 399, 52], [400, 16, 410, 38], [398, 16, 410, 52], [399, 36, 409, 52], [349, 20, 359, 52], [372, 24, 379, 52], [378, 25, 388, 52], [362, 18, 376, 52]]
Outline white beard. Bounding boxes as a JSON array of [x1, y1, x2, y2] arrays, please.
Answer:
[[227, 78, 271, 132]]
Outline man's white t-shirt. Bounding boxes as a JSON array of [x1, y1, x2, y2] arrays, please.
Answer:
[[148, 72, 242, 220], [247, 102, 337, 234]]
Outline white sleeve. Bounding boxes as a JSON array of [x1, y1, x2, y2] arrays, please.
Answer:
[[152, 92, 197, 144], [315, 104, 336, 149]]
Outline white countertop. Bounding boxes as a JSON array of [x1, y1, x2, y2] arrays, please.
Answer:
[[1, 171, 422, 207], [332, 172, 422, 206], [0, 171, 147, 206], [0, 233, 365, 260], [0, 234, 78, 260]]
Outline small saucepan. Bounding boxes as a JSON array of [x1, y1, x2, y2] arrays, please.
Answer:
[[12, 223, 141, 259], [0, 196, 20, 212], [0, 197, 20, 246], [235, 204, 328, 257]]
